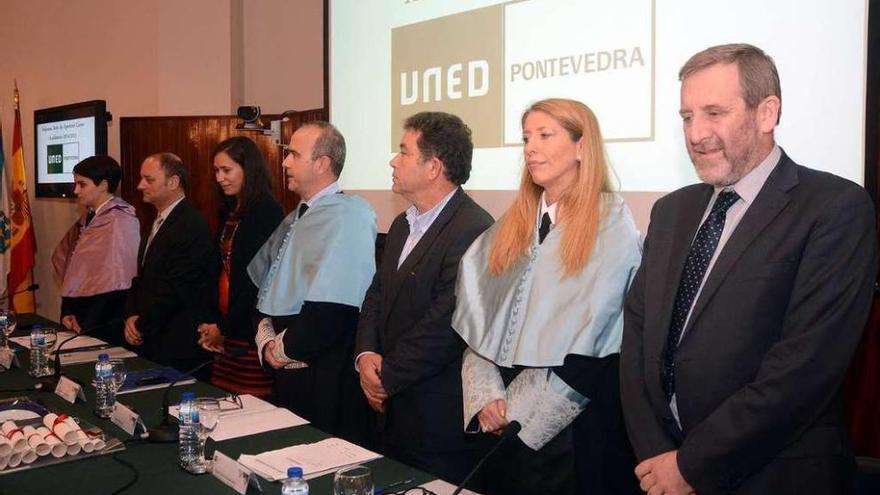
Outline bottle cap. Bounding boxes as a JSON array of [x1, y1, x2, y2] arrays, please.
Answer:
[[98, 353, 109, 361], [287, 466, 303, 478], [181, 392, 195, 401]]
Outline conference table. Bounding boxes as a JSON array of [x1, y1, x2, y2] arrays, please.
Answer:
[[0, 314, 437, 495]]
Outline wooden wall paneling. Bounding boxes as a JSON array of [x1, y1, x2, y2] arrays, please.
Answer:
[[119, 109, 326, 237]]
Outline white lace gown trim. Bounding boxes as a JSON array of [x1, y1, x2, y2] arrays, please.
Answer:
[[461, 349, 589, 450]]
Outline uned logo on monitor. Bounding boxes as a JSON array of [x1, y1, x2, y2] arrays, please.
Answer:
[[47, 144, 64, 174]]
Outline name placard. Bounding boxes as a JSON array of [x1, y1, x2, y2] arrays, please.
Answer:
[[212, 451, 259, 494], [0, 348, 14, 370], [54, 376, 86, 404], [111, 402, 140, 436]]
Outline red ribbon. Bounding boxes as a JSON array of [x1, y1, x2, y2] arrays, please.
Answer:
[[4, 427, 23, 439], [51, 414, 70, 435]]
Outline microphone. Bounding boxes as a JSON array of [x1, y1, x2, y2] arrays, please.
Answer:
[[13, 283, 39, 295], [147, 346, 248, 443], [452, 421, 522, 495], [1, 283, 40, 302], [52, 319, 123, 383]]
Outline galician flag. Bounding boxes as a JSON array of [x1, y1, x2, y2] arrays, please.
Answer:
[[0, 113, 11, 302]]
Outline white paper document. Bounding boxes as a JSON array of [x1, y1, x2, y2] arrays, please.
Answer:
[[419, 479, 482, 495], [11, 332, 107, 350], [58, 346, 137, 365], [211, 408, 308, 442], [169, 394, 309, 441], [238, 437, 382, 481]]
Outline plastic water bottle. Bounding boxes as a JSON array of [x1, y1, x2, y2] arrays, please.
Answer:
[[178, 392, 200, 470], [281, 466, 309, 494], [29, 325, 50, 377], [94, 353, 115, 418]]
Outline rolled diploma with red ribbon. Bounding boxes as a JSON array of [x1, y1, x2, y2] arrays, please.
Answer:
[[66, 442, 82, 456], [91, 435, 106, 451], [0, 433, 12, 457], [1, 421, 28, 452], [23, 426, 50, 457], [75, 430, 94, 453], [39, 428, 67, 458], [42, 414, 78, 445], [20, 448, 37, 464]]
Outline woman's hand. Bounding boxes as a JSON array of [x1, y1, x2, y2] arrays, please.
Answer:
[[61, 315, 81, 333], [478, 398, 509, 435], [197, 323, 225, 353]]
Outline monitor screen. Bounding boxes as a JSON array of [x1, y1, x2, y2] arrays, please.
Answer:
[[33, 100, 108, 198]]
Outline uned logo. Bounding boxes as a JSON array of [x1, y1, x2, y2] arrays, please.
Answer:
[[399, 60, 489, 105], [391, 4, 505, 149]]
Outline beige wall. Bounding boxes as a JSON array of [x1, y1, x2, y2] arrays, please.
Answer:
[[243, 0, 324, 113], [156, 0, 244, 115], [0, 0, 324, 319]]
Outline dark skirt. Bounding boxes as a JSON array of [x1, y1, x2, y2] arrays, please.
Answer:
[[210, 337, 273, 398]]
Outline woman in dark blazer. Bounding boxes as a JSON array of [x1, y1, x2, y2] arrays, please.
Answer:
[[198, 136, 284, 397]]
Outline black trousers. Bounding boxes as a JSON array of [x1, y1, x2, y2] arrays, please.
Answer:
[[383, 442, 480, 487], [480, 424, 576, 495]]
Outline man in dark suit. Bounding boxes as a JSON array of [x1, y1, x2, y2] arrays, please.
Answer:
[[355, 112, 494, 484], [621, 43, 876, 495], [124, 153, 216, 373]]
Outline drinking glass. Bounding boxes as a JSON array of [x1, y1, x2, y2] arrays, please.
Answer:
[[2, 310, 17, 350], [110, 359, 127, 393], [0, 311, 8, 349], [43, 327, 58, 352], [334, 465, 374, 495], [193, 398, 221, 472], [39, 327, 58, 375]]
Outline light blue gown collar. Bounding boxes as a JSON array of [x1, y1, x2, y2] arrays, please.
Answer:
[[452, 194, 642, 367], [247, 193, 377, 316]]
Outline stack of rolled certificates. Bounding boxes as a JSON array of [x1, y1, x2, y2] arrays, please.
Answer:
[[0, 414, 105, 470]]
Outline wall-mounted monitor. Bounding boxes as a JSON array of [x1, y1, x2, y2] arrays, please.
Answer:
[[33, 100, 109, 198]]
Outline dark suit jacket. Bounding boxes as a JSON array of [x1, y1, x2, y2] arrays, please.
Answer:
[[204, 194, 284, 341], [355, 187, 494, 454], [125, 198, 218, 368], [621, 152, 876, 494]]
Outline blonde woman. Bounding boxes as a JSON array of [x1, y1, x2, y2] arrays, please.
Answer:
[[452, 98, 641, 494]]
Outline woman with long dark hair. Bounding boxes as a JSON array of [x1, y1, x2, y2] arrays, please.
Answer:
[[197, 136, 283, 397]]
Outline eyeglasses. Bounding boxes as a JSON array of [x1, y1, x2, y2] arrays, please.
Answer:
[[386, 488, 437, 495], [217, 394, 243, 414]]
